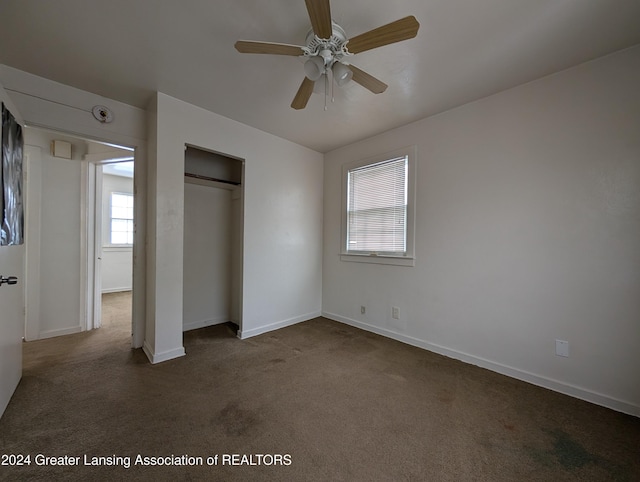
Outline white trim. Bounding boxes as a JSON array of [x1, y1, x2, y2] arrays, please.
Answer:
[[101, 287, 132, 294], [23, 145, 43, 341], [0, 83, 24, 126], [39, 325, 82, 340], [87, 162, 101, 330], [130, 146, 144, 350], [84, 152, 134, 163], [108, 191, 134, 246], [142, 341, 186, 364], [340, 145, 417, 266], [80, 159, 89, 331], [183, 316, 229, 332], [322, 311, 640, 418], [238, 311, 321, 340], [340, 254, 415, 267]]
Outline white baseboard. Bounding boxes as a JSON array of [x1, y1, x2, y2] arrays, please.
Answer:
[[183, 316, 228, 332], [101, 287, 132, 294], [322, 311, 640, 418], [238, 311, 321, 340], [142, 341, 186, 364], [38, 325, 82, 340]]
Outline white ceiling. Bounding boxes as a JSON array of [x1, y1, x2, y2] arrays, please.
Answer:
[[1, 0, 639, 153], [103, 161, 134, 178]]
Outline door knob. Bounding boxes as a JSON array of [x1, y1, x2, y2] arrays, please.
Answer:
[[0, 275, 18, 286]]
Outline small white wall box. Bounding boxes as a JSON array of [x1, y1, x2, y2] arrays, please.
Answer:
[[555, 339, 569, 357], [51, 140, 72, 159]]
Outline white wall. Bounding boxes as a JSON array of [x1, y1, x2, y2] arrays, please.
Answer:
[[323, 45, 640, 416], [145, 92, 323, 363], [0, 64, 147, 347], [101, 173, 133, 293], [183, 181, 234, 331], [24, 129, 85, 339]]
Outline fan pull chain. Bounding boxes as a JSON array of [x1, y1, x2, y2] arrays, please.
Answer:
[[331, 69, 335, 103], [324, 73, 328, 111]]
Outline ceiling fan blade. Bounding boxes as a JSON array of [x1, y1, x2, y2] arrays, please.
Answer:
[[305, 0, 333, 39], [347, 16, 420, 54], [291, 77, 315, 110], [348, 65, 388, 94], [234, 40, 305, 56]]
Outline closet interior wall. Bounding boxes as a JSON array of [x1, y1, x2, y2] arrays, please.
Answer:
[[183, 146, 242, 332]]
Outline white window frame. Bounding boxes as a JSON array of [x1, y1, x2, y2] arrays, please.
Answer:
[[340, 146, 416, 267], [109, 191, 134, 246]]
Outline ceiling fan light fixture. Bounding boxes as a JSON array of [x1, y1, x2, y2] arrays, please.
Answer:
[[332, 62, 353, 87], [304, 56, 325, 81], [234, 1, 420, 110]]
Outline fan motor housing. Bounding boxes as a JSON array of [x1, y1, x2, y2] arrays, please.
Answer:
[[303, 21, 351, 66]]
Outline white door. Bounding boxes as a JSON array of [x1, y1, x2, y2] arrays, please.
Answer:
[[0, 94, 25, 418], [0, 245, 24, 417]]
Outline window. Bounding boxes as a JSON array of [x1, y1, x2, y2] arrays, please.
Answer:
[[110, 192, 134, 245], [341, 146, 416, 266]]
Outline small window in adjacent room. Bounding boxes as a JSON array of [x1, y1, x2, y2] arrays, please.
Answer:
[[341, 146, 416, 266], [110, 192, 134, 245]]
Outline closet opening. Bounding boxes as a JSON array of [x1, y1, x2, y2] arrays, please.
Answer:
[[182, 145, 244, 335]]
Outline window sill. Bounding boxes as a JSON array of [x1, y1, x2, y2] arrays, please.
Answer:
[[340, 253, 415, 267]]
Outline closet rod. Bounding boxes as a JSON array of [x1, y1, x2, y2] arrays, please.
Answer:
[[184, 172, 240, 186]]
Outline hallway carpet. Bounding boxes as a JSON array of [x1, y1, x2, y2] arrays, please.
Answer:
[[0, 303, 638, 481]]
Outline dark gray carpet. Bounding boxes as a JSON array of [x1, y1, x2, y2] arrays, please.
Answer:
[[1, 293, 638, 481]]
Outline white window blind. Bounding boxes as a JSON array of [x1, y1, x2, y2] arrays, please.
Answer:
[[110, 192, 134, 245], [347, 156, 408, 255]]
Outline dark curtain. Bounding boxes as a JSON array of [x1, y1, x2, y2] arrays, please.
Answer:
[[1, 102, 24, 246]]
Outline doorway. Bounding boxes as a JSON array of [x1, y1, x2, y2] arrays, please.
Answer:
[[182, 145, 244, 334], [92, 158, 135, 331], [23, 127, 136, 343]]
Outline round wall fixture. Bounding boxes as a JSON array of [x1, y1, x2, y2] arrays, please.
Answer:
[[92, 105, 114, 123]]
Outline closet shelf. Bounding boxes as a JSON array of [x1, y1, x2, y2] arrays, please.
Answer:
[[184, 172, 240, 185]]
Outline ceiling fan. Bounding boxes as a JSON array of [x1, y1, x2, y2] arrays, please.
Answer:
[[234, 0, 420, 110]]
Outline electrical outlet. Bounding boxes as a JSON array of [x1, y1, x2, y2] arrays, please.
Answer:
[[555, 339, 569, 357], [361, 306, 366, 315], [392, 306, 399, 320]]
